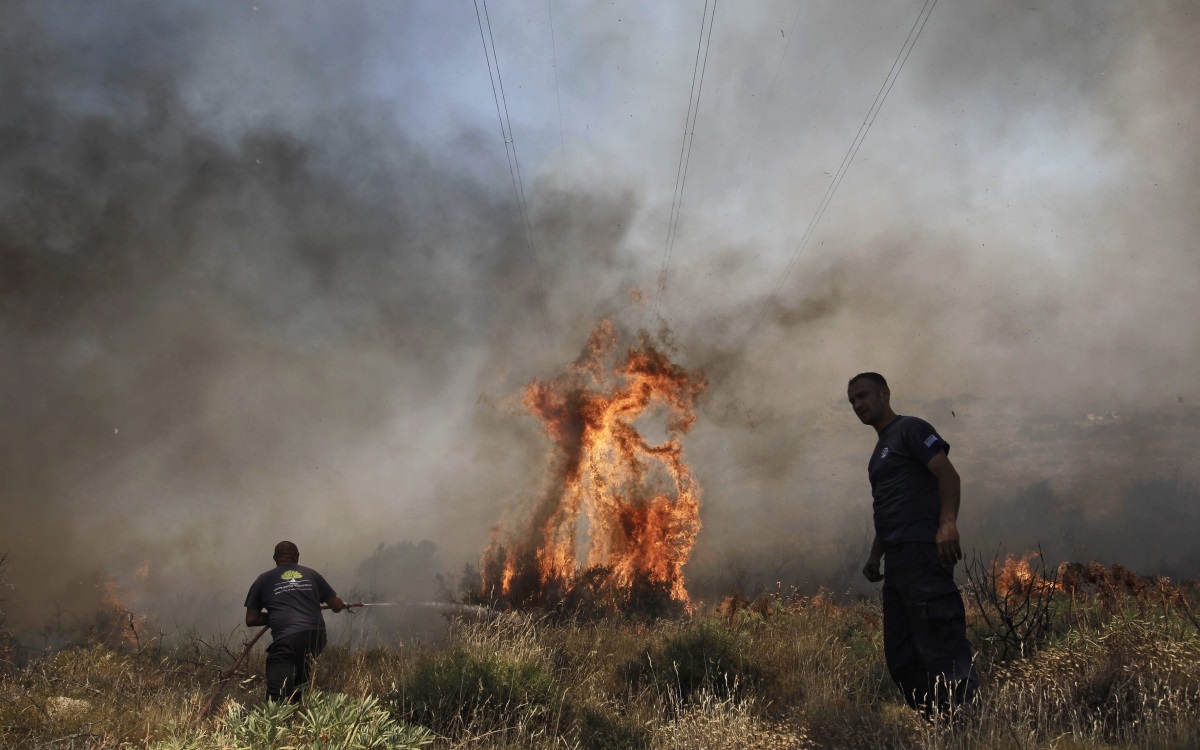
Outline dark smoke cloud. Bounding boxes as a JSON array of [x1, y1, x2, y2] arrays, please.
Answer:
[[0, 1, 611, 631], [1, 0, 1198, 636]]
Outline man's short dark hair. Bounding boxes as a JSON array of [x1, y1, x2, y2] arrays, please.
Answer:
[[274, 540, 299, 559], [848, 372, 888, 390]]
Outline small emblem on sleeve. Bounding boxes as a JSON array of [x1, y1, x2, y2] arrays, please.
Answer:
[[880, 447, 890, 459], [924, 435, 940, 447]]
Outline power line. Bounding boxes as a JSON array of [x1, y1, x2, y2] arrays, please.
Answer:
[[473, 0, 553, 347], [740, 0, 939, 351], [653, 0, 720, 321]]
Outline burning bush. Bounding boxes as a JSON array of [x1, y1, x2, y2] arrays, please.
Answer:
[[468, 555, 684, 621], [91, 577, 157, 651], [479, 322, 706, 618], [964, 547, 1062, 662]]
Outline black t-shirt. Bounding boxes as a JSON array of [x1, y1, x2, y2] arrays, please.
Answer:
[[867, 415, 949, 545], [244, 564, 336, 639]]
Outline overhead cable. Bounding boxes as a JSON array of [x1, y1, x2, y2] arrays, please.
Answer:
[[740, 0, 939, 351], [474, 0, 554, 347], [653, 0, 720, 321]]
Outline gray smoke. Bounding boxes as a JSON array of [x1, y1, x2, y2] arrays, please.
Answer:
[[1, 0, 1198, 637]]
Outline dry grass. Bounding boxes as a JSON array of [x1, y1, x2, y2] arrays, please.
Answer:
[[2, 580, 1199, 750], [0, 644, 210, 748]]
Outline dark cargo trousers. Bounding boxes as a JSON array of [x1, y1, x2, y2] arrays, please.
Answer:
[[882, 542, 978, 716], [265, 629, 327, 702]]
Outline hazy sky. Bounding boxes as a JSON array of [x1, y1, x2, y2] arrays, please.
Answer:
[[1, 1, 1197, 631]]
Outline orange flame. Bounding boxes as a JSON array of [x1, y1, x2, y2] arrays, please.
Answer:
[[483, 321, 706, 609], [95, 576, 155, 649], [993, 551, 1062, 597]]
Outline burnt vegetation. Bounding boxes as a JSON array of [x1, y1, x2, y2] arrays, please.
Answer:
[[461, 553, 685, 622]]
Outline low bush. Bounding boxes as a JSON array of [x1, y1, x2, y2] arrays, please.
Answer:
[[623, 618, 762, 703], [568, 702, 653, 750], [152, 691, 435, 750], [393, 645, 556, 736]]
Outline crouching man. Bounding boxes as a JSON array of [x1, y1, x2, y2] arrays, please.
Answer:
[[245, 541, 346, 702]]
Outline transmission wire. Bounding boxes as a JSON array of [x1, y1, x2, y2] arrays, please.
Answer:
[[740, 0, 939, 352], [653, 0, 720, 321], [474, 0, 553, 347]]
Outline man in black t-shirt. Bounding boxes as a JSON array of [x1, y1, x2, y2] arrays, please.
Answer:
[[848, 372, 978, 717], [245, 541, 346, 702]]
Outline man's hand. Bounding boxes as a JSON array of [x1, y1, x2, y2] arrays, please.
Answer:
[[862, 535, 884, 583], [325, 595, 347, 613], [936, 520, 963, 567], [862, 557, 883, 583]]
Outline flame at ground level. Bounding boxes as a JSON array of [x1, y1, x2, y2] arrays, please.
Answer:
[[480, 321, 706, 612], [992, 551, 1064, 598]]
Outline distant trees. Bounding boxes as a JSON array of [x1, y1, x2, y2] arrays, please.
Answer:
[[352, 540, 440, 603]]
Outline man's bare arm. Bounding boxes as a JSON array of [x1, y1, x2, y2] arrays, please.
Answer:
[[246, 608, 268, 628], [324, 595, 346, 613], [862, 535, 884, 582], [926, 451, 963, 566]]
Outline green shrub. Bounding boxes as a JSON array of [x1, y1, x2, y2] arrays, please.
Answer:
[[151, 692, 434, 750], [623, 619, 761, 703], [295, 691, 435, 750], [568, 703, 653, 750], [220, 699, 299, 750], [395, 646, 556, 735]]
